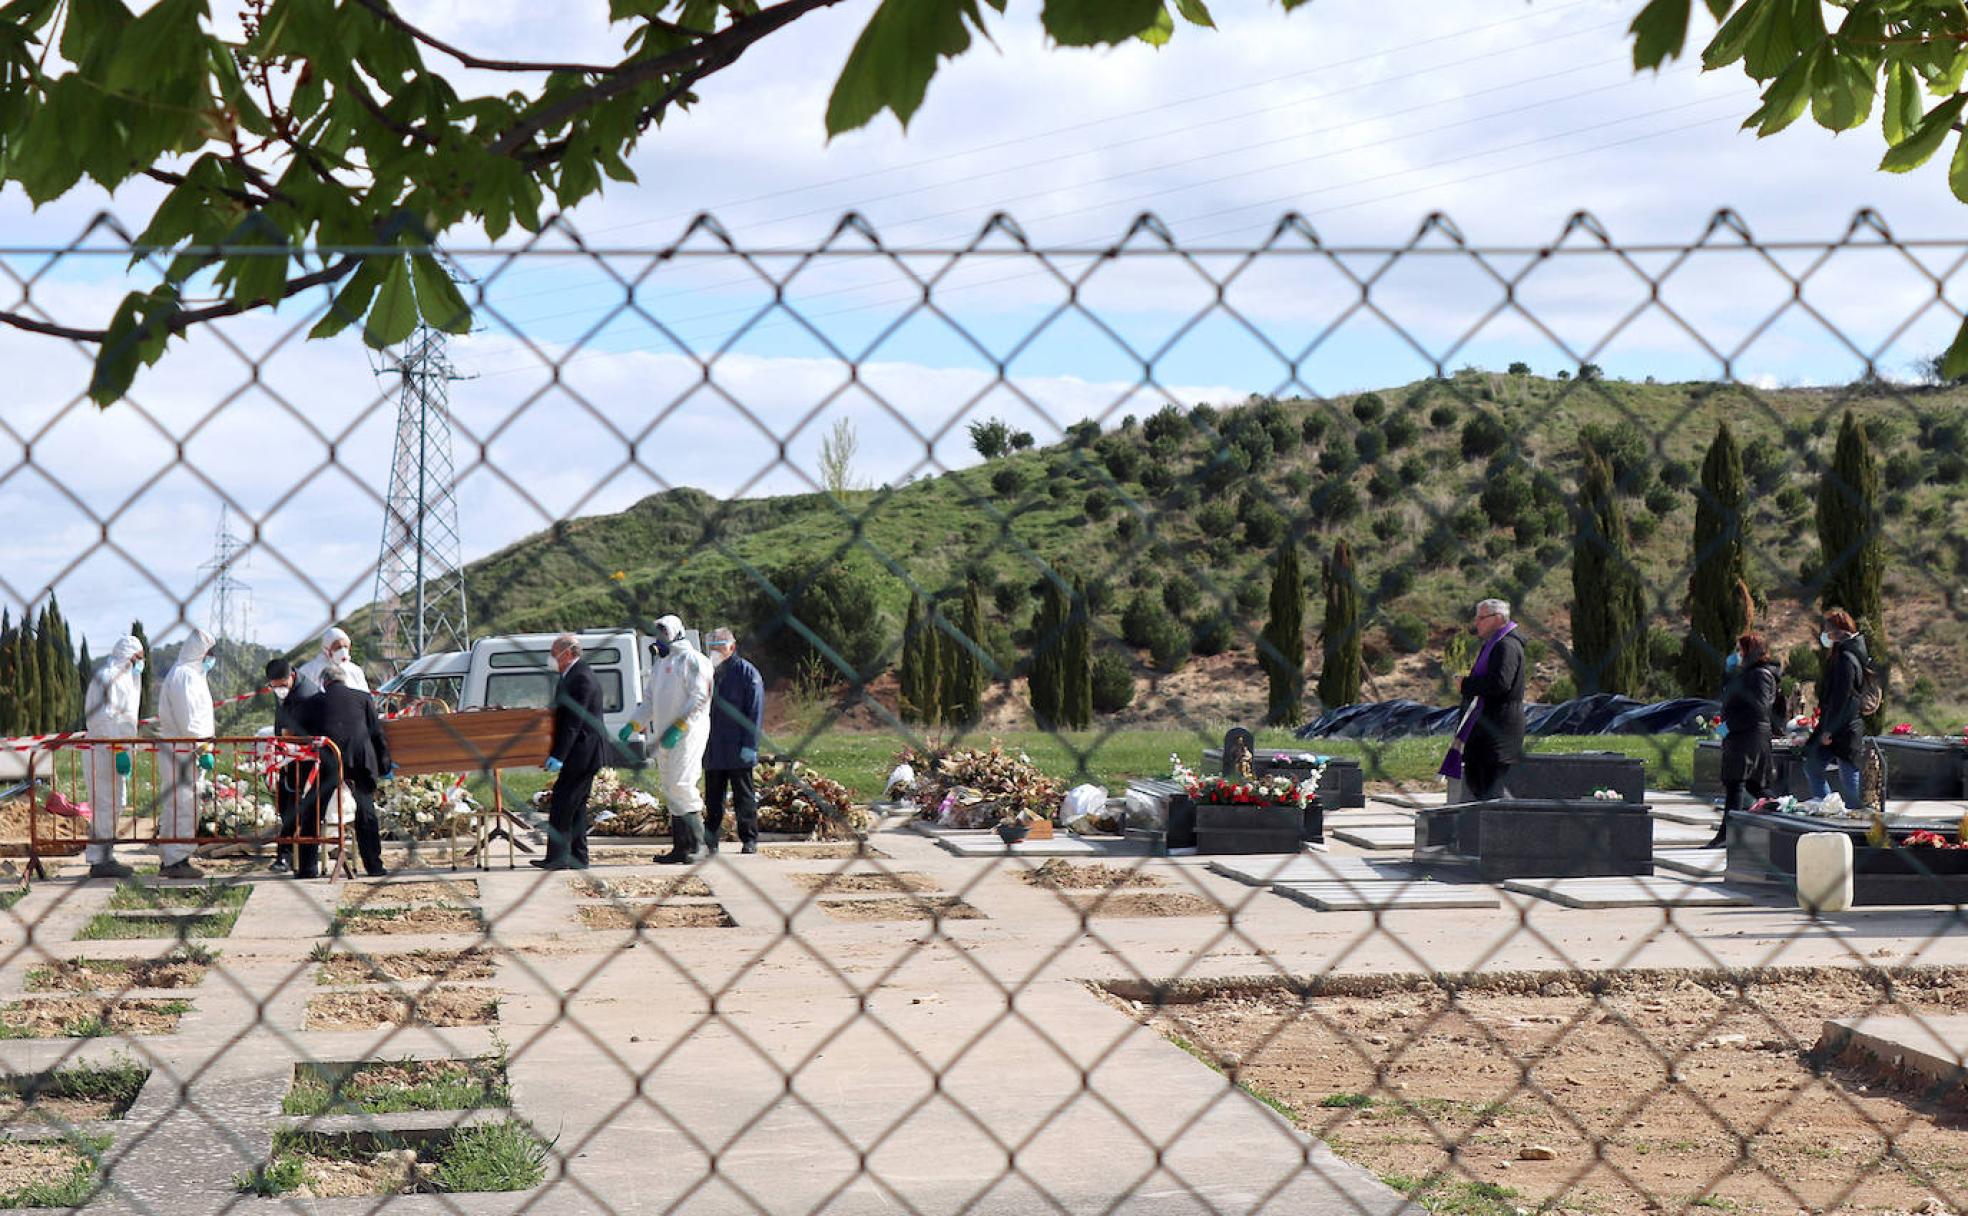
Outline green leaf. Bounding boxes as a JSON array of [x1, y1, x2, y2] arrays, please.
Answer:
[[1808, 49, 1872, 133], [1630, 0, 1690, 71], [91, 285, 180, 405], [1703, 0, 1770, 71], [307, 261, 381, 340], [410, 253, 471, 334], [1174, 0, 1213, 27], [1949, 126, 1968, 204], [1042, 0, 1163, 46], [1880, 93, 1968, 172], [363, 256, 418, 348], [1742, 49, 1811, 135], [1137, 4, 1173, 47], [1944, 315, 1968, 382], [1883, 61, 1920, 146], [825, 0, 985, 135]]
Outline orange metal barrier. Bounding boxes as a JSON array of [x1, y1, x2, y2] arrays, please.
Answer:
[[21, 735, 347, 881]]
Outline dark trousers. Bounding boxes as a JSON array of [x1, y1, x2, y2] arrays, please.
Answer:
[[705, 767, 758, 848], [1463, 752, 1511, 801], [276, 763, 321, 876], [1720, 733, 1773, 812], [546, 762, 597, 866], [314, 753, 383, 875]]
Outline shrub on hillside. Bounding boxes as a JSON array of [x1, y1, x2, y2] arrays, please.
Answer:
[[1121, 591, 1166, 648], [1197, 499, 1236, 536], [1301, 412, 1332, 445], [1398, 454, 1427, 486], [1885, 450, 1923, 491], [1162, 574, 1201, 617], [1189, 613, 1233, 657], [1115, 513, 1140, 541], [1243, 503, 1285, 547], [1351, 393, 1386, 423], [1480, 465, 1534, 528], [1236, 579, 1267, 613], [1083, 489, 1112, 520], [1140, 460, 1176, 495], [1353, 426, 1386, 463], [1580, 420, 1653, 493], [1147, 613, 1191, 671], [1367, 467, 1401, 501], [1309, 477, 1361, 524], [1429, 402, 1458, 429], [1387, 611, 1428, 654], [993, 582, 1026, 616], [1643, 483, 1680, 517], [1318, 443, 1359, 476], [1460, 412, 1508, 458], [1103, 442, 1142, 483], [1382, 412, 1421, 450], [991, 466, 1024, 496], [1091, 651, 1136, 713], [1196, 446, 1253, 494], [1144, 403, 1187, 449]]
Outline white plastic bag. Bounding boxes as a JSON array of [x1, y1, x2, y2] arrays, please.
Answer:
[[884, 763, 915, 798], [1061, 784, 1112, 835]]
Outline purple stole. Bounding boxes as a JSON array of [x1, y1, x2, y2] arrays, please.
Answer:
[[1440, 622, 1516, 780]]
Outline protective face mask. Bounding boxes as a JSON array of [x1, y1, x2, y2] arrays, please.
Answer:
[[655, 641, 672, 658], [1820, 631, 1832, 648], [1724, 652, 1740, 674], [273, 686, 290, 701], [331, 647, 349, 664], [131, 660, 144, 676], [202, 657, 217, 673]]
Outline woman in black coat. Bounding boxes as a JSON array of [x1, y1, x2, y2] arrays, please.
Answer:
[[1807, 607, 1869, 806], [1708, 633, 1783, 835]]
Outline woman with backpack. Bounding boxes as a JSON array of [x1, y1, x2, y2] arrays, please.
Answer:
[[1705, 632, 1787, 847], [1807, 608, 1873, 806]]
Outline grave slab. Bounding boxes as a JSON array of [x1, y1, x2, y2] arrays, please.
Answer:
[[1501, 876, 1753, 908], [1650, 806, 1723, 826], [1819, 1014, 1968, 1095], [1651, 822, 1723, 849], [1272, 882, 1501, 912], [1330, 826, 1416, 852], [935, 835, 1151, 859], [1653, 849, 1727, 879], [1207, 857, 1414, 886]]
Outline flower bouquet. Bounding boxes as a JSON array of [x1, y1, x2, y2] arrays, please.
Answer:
[[895, 741, 1063, 828], [377, 773, 480, 841], [199, 773, 277, 840], [755, 760, 870, 840], [529, 769, 666, 835], [1183, 771, 1318, 809]]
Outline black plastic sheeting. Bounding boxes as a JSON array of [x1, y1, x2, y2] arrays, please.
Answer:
[[1295, 692, 1721, 741]]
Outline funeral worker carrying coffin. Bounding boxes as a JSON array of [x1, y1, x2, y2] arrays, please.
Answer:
[[1439, 598, 1526, 801], [1704, 632, 1786, 849]]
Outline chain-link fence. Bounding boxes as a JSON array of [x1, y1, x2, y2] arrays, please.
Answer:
[[0, 214, 1966, 1215]]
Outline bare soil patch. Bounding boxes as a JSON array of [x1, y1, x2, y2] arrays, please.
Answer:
[[304, 987, 498, 1031], [761, 843, 890, 860], [569, 875, 711, 900], [0, 997, 187, 1038], [1020, 860, 1167, 890], [787, 871, 938, 895], [1132, 967, 1968, 1216], [576, 904, 735, 930], [1060, 892, 1222, 918], [315, 949, 496, 986], [0, 1138, 94, 1201], [333, 905, 484, 936], [27, 956, 209, 992], [819, 896, 984, 923], [341, 880, 479, 906]]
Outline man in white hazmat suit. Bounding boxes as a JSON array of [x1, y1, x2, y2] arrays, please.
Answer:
[[296, 626, 368, 698], [82, 635, 145, 880], [156, 628, 216, 880], [628, 615, 714, 865]]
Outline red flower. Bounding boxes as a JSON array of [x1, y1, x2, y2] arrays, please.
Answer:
[[1890, 723, 1914, 736]]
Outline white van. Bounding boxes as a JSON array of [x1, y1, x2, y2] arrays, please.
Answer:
[[455, 628, 699, 763], [375, 650, 469, 709]]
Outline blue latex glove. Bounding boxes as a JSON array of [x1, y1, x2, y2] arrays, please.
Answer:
[[739, 746, 758, 766], [544, 756, 564, 774], [196, 752, 215, 772], [382, 766, 397, 781], [114, 750, 131, 776], [660, 724, 683, 749]]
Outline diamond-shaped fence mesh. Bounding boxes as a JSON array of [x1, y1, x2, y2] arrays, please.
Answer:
[[0, 214, 1966, 1214]]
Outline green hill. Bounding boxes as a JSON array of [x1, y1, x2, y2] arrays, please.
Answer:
[[375, 371, 1968, 726]]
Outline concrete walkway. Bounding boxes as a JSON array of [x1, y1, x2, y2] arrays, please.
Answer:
[[2, 807, 1964, 1214]]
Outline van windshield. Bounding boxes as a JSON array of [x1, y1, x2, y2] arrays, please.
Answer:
[[485, 671, 623, 713]]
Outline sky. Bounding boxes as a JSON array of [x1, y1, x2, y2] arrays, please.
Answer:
[[5, 0, 1968, 660]]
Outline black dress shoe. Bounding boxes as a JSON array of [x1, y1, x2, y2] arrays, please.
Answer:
[[740, 842, 758, 855], [653, 853, 687, 865], [530, 858, 566, 870], [364, 867, 388, 879]]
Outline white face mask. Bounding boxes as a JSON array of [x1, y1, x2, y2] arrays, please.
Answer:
[[273, 686, 290, 701], [1820, 631, 1833, 648]]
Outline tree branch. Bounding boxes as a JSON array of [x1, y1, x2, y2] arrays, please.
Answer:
[[0, 257, 360, 346], [489, 0, 849, 156], [351, 0, 624, 74], [142, 167, 270, 209]]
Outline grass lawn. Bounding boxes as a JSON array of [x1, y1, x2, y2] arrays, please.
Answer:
[[476, 731, 1696, 807]]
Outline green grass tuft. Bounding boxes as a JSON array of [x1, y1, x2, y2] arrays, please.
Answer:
[[1379, 1174, 1523, 1216], [0, 1132, 111, 1209], [105, 880, 249, 911], [75, 911, 238, 941], [281, 1057, 509, 1116], [8, 1058, 148, 1108], [433, 1120, 551, 1193], [1319, 1092, 1375, 1109]]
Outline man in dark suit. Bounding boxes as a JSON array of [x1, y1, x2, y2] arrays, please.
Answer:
[[1459, 598, 1526, 801], [298, 663, 393, 877], [264, 658, 319, 876], [702, 628, 766, 854], [536, 633, 605, 871]]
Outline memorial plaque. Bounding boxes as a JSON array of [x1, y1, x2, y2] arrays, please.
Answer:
[[1724, 807, 1968, 905], [1414, 798, 1654, 881]]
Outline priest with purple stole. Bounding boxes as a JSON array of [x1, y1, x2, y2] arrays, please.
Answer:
[[1440, 598, 1526, 801]]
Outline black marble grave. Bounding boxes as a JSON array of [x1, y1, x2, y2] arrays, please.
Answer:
[[1204, 749, 1366, 809], [1871, 737, 1966, 799], [1448, 751, 1645, 803], [1723, 808, 1968, 905], [1692, 739, 1809, 800], [1413, 798, 1654, 881], [1194, 803, 1304, 855]]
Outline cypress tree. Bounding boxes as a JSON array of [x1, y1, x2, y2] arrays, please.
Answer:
[[1262, 538, 1308, 724], [1029, 579, 1065, 728], [129, 619, 155, 725], [1314, 539, 1359, 714], [900, 593, 924, 723], [35, 604, 61, 730], [0, 609, 14, 735], [1680, 422, 1750, 695], [1817, 411, 1885, 715], [46, 595, 77, 725], [1572, 446, 1645, 695], [15, 620, 41, 733], [948, 575, 985, 725], [1063, 578, 1092, 730], [933, 598, 956, 727], [77, 639, 93, 718]]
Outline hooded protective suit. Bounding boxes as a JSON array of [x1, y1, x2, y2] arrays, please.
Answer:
[[636, 615, 713, 822], [297, 627, 369, 697], [82, 635, 143, 863], [157, 629, 216, 865]]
